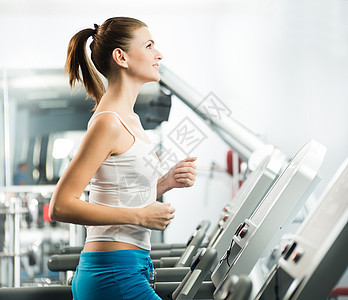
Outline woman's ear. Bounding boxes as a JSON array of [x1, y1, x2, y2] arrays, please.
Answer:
[[112, 48, 128, 68]]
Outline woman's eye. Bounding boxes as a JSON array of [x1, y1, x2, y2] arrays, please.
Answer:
[[146, 43, 152, 49]]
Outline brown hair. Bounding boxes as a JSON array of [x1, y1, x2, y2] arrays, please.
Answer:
[[65, 17, 147, 110]]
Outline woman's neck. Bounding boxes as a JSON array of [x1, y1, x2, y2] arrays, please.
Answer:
[[102, 73, 143, 115]]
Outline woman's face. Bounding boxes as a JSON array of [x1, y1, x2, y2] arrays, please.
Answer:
[[125, 26, 163, 83]]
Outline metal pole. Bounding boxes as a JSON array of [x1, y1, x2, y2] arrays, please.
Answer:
[[8, 198, 14, 287], [159, 65, 267, 162], [3, 69, 11, 186], [14, 197, 21, 287]]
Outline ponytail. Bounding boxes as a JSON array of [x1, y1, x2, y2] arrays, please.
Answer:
[[65, 17, 148, 110], [65, 28, 105, 110]]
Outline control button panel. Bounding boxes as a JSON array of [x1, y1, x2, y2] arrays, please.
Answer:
[[239, 228, 248, 238]]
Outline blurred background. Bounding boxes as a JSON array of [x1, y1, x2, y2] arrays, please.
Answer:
[[0, 0, 347, 293]]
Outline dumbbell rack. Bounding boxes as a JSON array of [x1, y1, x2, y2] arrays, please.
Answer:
[[0, 194, 28, 287], [0, 185, 87, 288]]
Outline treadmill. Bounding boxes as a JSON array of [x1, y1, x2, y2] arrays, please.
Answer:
[[163, 139, 326, 299], [252, 158, 348, 300]]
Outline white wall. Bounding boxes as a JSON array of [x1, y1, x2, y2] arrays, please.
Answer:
[[210, 0, 348, 196], [1, 0, 347, 244], [0, 86, 4, 186]]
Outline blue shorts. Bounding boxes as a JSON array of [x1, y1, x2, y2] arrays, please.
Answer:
[[72, 249, 161, 300]]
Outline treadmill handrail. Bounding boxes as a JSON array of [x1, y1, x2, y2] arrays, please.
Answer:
[[159, 64, 270, 163]]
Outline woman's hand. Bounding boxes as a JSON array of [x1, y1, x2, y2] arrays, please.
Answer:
[[140, 201, 175, 230], [156, 157, 198, 199], [166, 157, 197, 189]]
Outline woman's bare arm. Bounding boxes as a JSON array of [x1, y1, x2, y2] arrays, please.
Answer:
[[49, 114, 174, 230], [156, 157, 197, 199]]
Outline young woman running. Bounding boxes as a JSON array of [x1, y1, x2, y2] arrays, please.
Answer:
[[49, 17, 197, 299]]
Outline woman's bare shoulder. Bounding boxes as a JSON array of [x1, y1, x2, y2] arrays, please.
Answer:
[[88, 112, 124, 136]]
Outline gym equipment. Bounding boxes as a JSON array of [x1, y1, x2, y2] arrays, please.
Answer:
[[47, 254, 80, 272], [0, 185, 60, 288], [212, 140, 325, 288], [152, 221, 209, 268], [173, 248, 218, 299], [135, 83, 172, 130], [153, 148, 285, 283], [158, 139, 326, 299], [214, 275, 252, 300], [207, 148, 285, 266], [253, 158, 348, 300], [150, 220, 210, 261], [0, 286, 72, 300], [159, 65, 271, 163]]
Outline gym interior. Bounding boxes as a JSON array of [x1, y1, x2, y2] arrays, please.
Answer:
[[0, 0, 348, 299]]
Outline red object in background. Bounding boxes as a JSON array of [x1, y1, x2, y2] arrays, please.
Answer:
[[329, 287, 348, 297], [227, 149, 244, 189], [227, 150, 233, 175], [226, 149, 243, 176], [43, 204, 51, 222]]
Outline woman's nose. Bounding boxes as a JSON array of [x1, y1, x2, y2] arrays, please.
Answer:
[[156, 49, 163, 61]]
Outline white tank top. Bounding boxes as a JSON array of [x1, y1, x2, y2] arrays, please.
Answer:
[[84, 111, 161, 250]]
